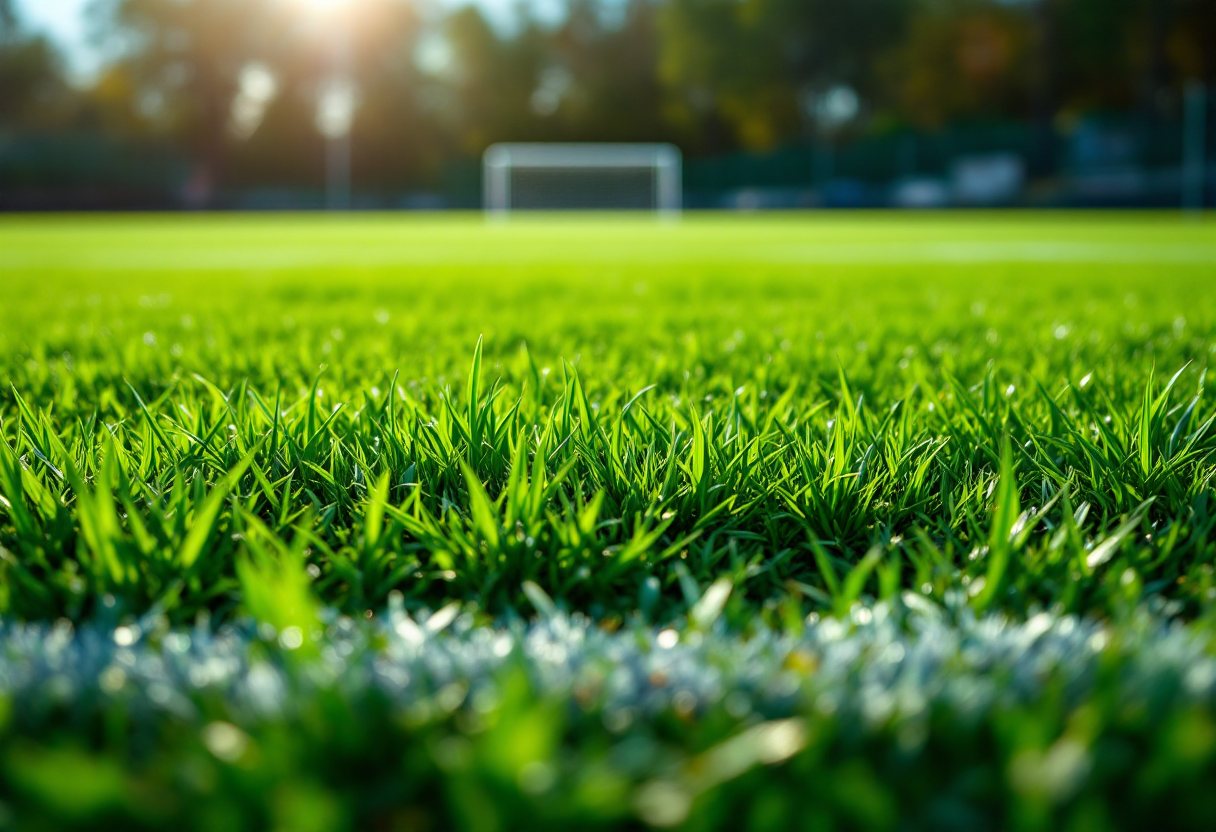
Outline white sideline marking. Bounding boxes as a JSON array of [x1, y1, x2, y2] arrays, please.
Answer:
[[3, 241, 1214, 270]]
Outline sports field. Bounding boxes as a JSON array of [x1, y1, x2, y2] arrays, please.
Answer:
[[3, 213, 1216, 830]]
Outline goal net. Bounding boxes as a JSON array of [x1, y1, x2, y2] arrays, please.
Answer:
[[483, 144, 682, 215]]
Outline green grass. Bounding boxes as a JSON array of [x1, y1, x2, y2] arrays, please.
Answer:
[[3, 212, 1216, 831], [3, 213, 1216, 625]]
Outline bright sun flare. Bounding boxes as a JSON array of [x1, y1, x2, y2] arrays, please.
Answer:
[[298, 0, 352, 13]]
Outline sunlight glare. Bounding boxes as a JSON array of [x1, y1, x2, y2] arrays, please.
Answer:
[[298, 0, 352, 15]]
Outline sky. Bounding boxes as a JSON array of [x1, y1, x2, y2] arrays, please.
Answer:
[[14, 0, 99, 80], [14, 0, 568, 82]]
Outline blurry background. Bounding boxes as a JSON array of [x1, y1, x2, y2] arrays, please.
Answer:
[[1, 0, 1213, 210]]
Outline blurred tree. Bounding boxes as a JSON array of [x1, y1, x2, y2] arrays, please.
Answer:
[[1165, 0, 1216, 87], [1048, 0, 1143, 114], [95, 0, 281, 195], [880, 0, 1033, 129], [442, 5, 547, 153], [545, 0, 669, 143], [93, 0, 434, 196], [4, 0, 1211, 203], [438, 0, 673, 154], [237, 0, 433, 193], [1027, 0, 1215, 129], [0, 0, 75, 129], [657, 0, 909, 151]]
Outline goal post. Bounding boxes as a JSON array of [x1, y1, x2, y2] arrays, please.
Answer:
[[483, 143, 682, 216]]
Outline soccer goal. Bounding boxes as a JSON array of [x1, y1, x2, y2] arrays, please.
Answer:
[[483, 143, 682, 216]]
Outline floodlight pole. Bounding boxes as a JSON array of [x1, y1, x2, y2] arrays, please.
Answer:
[[327, 118, 352, 211], [1184, 81, 1208, 215], [326, 39, 353, 211]]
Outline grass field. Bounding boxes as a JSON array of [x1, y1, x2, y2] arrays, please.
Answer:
[[3, 212, 1216, 831]]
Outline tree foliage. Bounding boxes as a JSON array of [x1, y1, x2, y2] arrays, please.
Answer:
[[4, 0, 1214, 190]]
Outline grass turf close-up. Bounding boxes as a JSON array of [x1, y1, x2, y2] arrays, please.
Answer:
[[2, 212, 1216, 830]]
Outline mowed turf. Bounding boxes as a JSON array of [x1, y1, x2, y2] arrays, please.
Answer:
[[2, 213, 1216, 624], [5, 213, 1216, 832]]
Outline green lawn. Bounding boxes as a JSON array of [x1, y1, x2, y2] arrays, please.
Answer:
[[2, 212, 1216, 831]]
